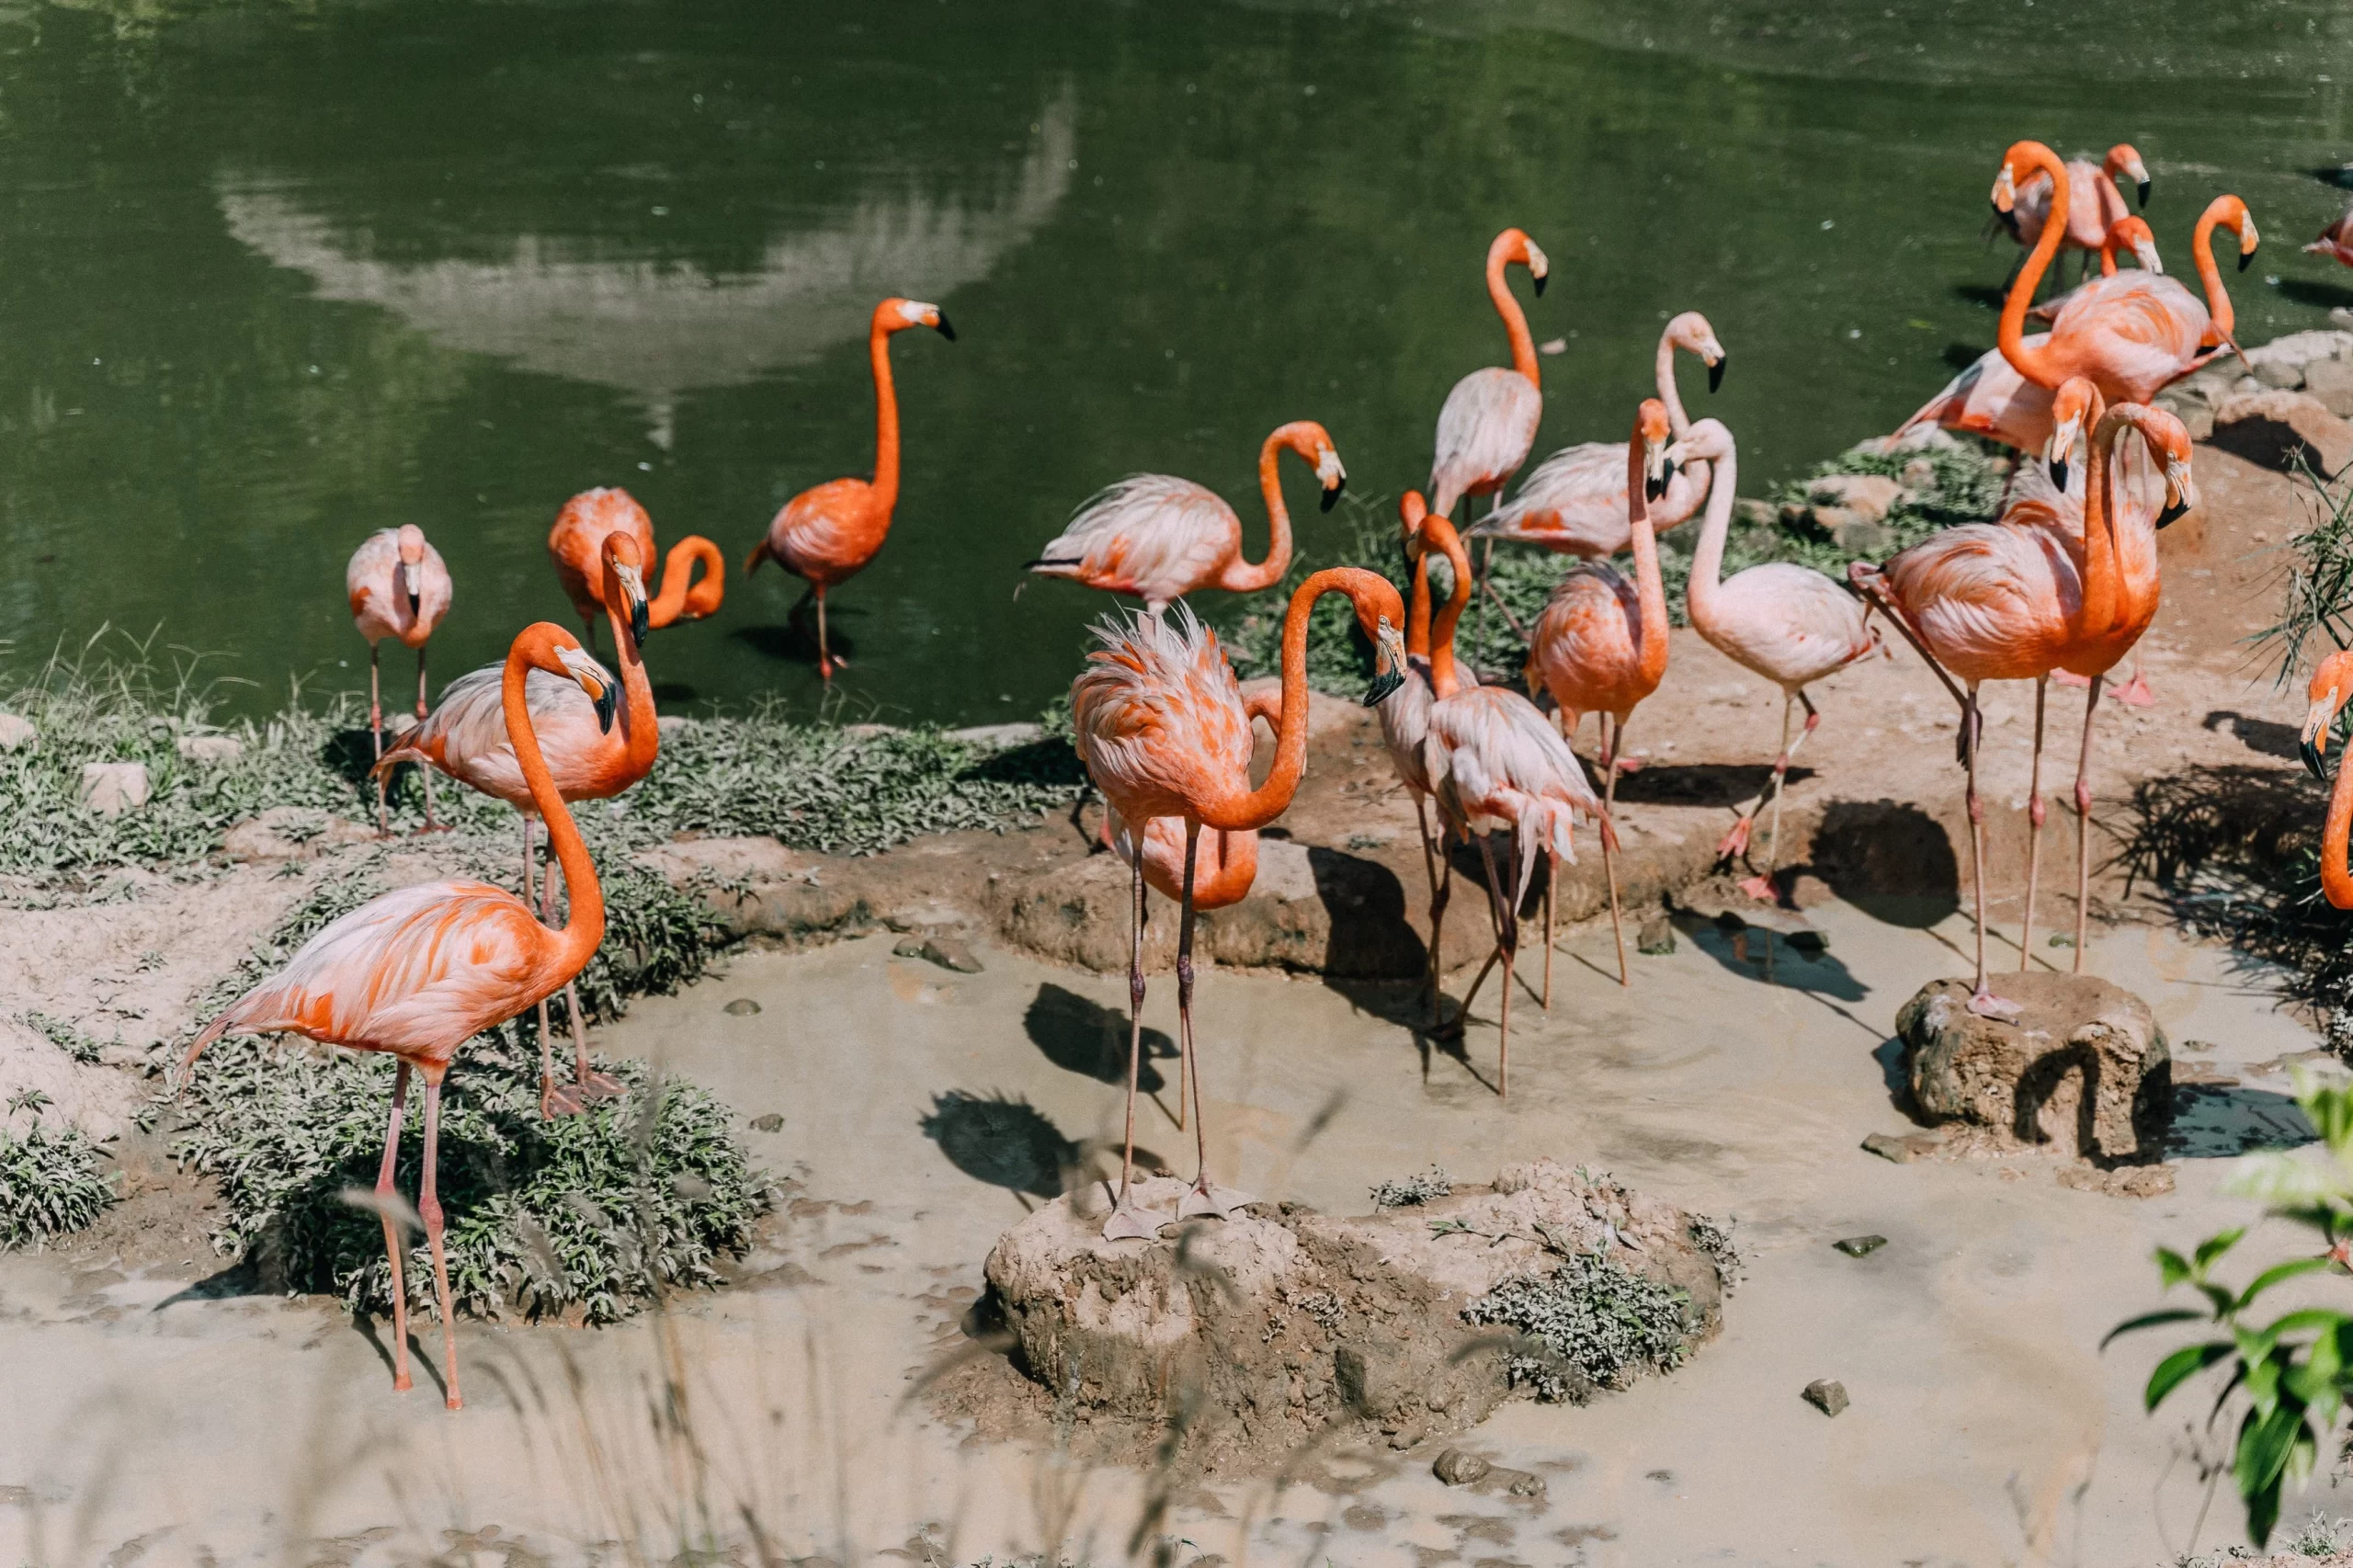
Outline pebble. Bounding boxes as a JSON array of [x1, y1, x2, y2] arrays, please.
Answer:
[[1860, 1131, 1943, 1165], [723, 998, 762, 1016], [749, 1113, 784, 1132], [78, 761, 151, 816], [1635, 915, 1677, 956], [1432, 1448, 1490, 1486], [903, 936, 984, 973], [1833, 1234, 1887, 1257], [1803, 1379, 1849, 1417]]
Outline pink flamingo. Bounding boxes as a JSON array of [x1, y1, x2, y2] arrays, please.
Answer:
[[1667, 417, 1881, 899], [2299, 651, 2353, 909], [1473, 312, 1728, 561], [745, 297, 954, 680], [181, 621, 613, 1412], [2005, 143, 2151, 282], [2305, 202, 2353, 267], [1026, 423, 1346, 615], [2026, 215, 2165, 324], [547, 488, 725, 649], [1379, 501, 1462, 1021], [1524, 401, 1678, 986], [1409, 500, 1604, 1091], [1429, 227, 1548, 522], [347, 526, 453, 835], [1073, 572, 1406, 1240], [374, 533, 653, 1117]]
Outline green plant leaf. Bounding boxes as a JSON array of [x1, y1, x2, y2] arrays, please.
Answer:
[[2240, 1257, 2336, 1310], [2104, 1308, 2208, 1348], [2198, 1229, 2249, 1275], [2157, 1246, 2194, 1289], [2237, 1401, 2308, 1498], [2145, 1341, 2236, 1412]]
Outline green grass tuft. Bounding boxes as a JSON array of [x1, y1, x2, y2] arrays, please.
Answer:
[[0, 1118, 118, 1250], [1461, 1250, 1697, 1403]]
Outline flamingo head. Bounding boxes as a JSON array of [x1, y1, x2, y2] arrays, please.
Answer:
[[1493, 227, 1549, 295], [600, 531, 652, 646], [2045, 378, 2102, 489], [394, 524, 428, 615], [882, 297, 956, 341], [1992, 140, 2061, 214], [2208, 196, 2260, 272], [1365, 611, 1409, 708], [2109, 215, 2163, 275], [554, 641, 620, 733], [1663, 415, 1733, 473], [2140, 405, 2200, 529], [1638, 398, 1675, 502], [1277, 420, 1347, 512], [1398, 489, 1429, 562], [1323, 567, 1410, 708], [1666, 311, 1729, 393], [2106, 143, 2152, 209], [2302, 650, 2353, 780]]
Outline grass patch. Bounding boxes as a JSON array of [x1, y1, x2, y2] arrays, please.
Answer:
[[1461, 1249, 1697, 1403], [0, 1105, 117, 1251], [1369, 1165, 1451, 1209]]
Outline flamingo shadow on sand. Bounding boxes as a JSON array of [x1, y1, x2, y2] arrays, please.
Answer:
[[1608, 760, 1808, 812], [1679, 913, 1868, 1004], [919, 1089, 1085, 1201], [1023, 983, 1173, 1092]]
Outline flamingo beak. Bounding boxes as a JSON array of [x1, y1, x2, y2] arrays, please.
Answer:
[[1643, 437, 1673, 502], [1321, 477, 1345, 513], [2239, 229, 2260, 272], [1707, 353, 1726, 394], [1531, 269, 1548, 297], [401, 561, 421, 618], [2134, 239, 2164, 275], [2158, 460, 2199, 528], [2304, 689, 2341, 780], [616, 562, 651, 644], [1990, 164, 2017, 214], [2137, 177, 2153, 209], [931, 311, 957, 342], [1363, 621, 1407, 707], [1317, 449, 1347, 513]]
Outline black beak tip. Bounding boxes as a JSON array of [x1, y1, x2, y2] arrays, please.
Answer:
[[1362, 669, 1405, 708], [1707, 358, 1726, 394], [595, 688, 618, 733], [631, 604, 652, 644], [2158, 499, 2189, 529], [407, 592, 421, 617], [1320, 481, 1344, 514], [2240, 248, 2256, 273], [2137, 178, 2153, 209], [2305, 736, 2332, 782], [2050, 460, 2069, 490], [1644, 477, 1667, 502], [932, 313, 957, 341], [1531, 272, 1548, 297]]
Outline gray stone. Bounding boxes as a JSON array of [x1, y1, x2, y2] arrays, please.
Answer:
[[1635, 915, 1677, 956], [1832, 1234, 1887, 1257], [1506, 1469, 1548, 1497], [1432, 1448, 1490, 1486], [723, 998, 762, 1016], [222, 805, 375, 862], [918, 936, 983, 972], [944, 722, 1046, 748], [1860, 1130, 1944, 1165], [2306, 356, 2353, 420], [2255, 359, 2307, 390], [656, 713, 699, 737], [174, 733, 243, 766], [748, 1112, 784, 1132], [1898, 456, 1938, 493], [1802, 1379, 1849, 1417], [0, 713, 35, 752], [1731, 497, 1778, 528], [1896, 973, 2169, 1161], [2153, 391, 2215, 442], [77, 761, 150, 817]]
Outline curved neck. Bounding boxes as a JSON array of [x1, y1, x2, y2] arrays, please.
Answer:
[[1222, 431, 1298, 593], [1427, 519, 1473, 699], [1407, 543, 1432, 659], [1488, 249, 1539, 390], [649, 536, 726, 628], [600, 576, 661, 778], [1683, 444, 1738, 632], [2190, 208, 2235, 343], [2000, 150, 2070, 387], [1655, 332, 1691, 436], [869, 322, 902, 514], [2079, 412, 2121, 636], [2329, 722, 2353, 909], [1625, 437, 1670, 688], [1198, 569, 1386, 831], [504, 643, 606, 979]]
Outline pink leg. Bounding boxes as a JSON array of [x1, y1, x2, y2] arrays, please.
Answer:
[[419, 1078, 463, 1411], [1176, 822, 1251, 1220], [1102, 849, 1161, 1240], [369, 643, 389, 837], [540, 858, 621, 1102], [415, 644, 447, 834], [1472, 832, 1519, 1099], [1962, 687, 2020, 1022], [2020, 677, 2048, 971], [376, 1062, 414, 1393], [2074, 673, 2104, 972], [1600, 714, 1627, 985]]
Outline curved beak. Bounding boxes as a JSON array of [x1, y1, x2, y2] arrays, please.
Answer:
[[631, 597, 652, 645], [1321, 474, 1346, 513], [1707, 354, 1726, 394], [401, 562, 422, 619], [2137, 177, 2153, 209], [2304, 689, 2340, 780], [2240, 235, 2259, 273], [2050, 458, 2070, 490], [592, 678, 619, 733], [1643, 437, 1674, 503], [932, 312, 957, 342], [2158, 462, 2200, 528], [1531, 270, 1548, 297], [1362, 622, 1408, 707], [1990, 164, 2018, 214], [2133, 239, 2164, 275]]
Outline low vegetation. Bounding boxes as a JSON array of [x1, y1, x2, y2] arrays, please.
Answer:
[[1461, 1248, 1698, 1403], [0, 1097, 117, 1250]]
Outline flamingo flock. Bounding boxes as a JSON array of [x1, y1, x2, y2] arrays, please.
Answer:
[[183, 126, 2353, 1394]]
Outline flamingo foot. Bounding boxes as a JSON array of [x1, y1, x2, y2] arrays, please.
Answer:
[[393, 1369, 413, 1392], [1100, 1198, 1168, 1243], [1737, 874, 1778, 903], [540, 1082, 587, 1119], [574, 1068, 628, 1103], [411, 822, 455, 836], [2109, 674, 2156, 708], [2052, 669, 2091, 689], [1966, 987, 2024, 1024], [1613, 755, 1647, 774], [1715, 816, 1754, 860], [1177, 1182, 1256, 1221]]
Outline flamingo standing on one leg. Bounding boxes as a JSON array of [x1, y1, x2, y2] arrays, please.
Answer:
[[1409, 502, 1605, 1089], [1524, 401, 1678, 986], [2298, 650, 2353, 908], [347, 526, 453, 835], [374, 534, 654, 1117], [547, 488, 725, 650], [2005, 142, 2151, 284], [181, 621, 615, 1411], [1072, 571, 1407, 1240], [1473, 312, 1728, 560], [1666, 418, 1881, 899], [1024, 423, 1347, 615], [745, 297, 954, 680]]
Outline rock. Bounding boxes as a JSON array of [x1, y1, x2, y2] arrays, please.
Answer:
[[2255, 358, 2307, 390], [2333, 307, 2353, 331], [383, 712, 417, 738], [1506, 1469, 1548, 1497], [1831, 518, 1895, 556], [748, 1112, 784, 1133], [2057, 1163, 2176, 1199], [1898, 456, 1938, 492], [2307, 356, 2353, 420], [1802, 1379, 1849, 1417], [901, 935, 984, 972], [0, 713, 34, 751], [1806, 473, 1903, 522], [944, 722, 1046, 748], [2154, 392, 2215, 442], [2214, 392, 2353, 475], [76, 761, 150, 817], [0, 1017, 138, 1142], [883, 900, 977, 936], [1635, 915, 1677, 956], [1860, 1130, 1945, 1165], [1433, 1448, 1490, 1486], [1895, 973, 2169, 1161], [1832, 1234, 1887, 1257], [174, 733, 243, 766], [723, 998, 762, 1016], [634, 835, 800, 885], [222, 805, 376, 862], [2245, 329, 2353, 371]]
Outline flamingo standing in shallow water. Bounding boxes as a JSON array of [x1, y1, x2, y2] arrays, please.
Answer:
[[1072, 570, 1406, 1240], [2004, 142, 2151, 283], [347, 526, 453, 835], [1474, 312, 1727, 562], [745, 297, 954, 680], [1667, 417, 1881, 898], [1524, 402, 1678, 984], [1025, 423, 1346, 616], [548, 488, 724, 650], [375, 533, 653, 1117], [182, 621, 615, 1412]]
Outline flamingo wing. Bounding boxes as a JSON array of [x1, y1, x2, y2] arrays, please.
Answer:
[[1431, 686, 1599, 889], [346, 530, 403, 642], [1882, 524, 2075, 682], [765, 477, 885, 586], [382, 661, 624, 809], [2049, 274, 2208, 400], [1480, 443, 1711, 558], [548, 489, 655, 616], [1070, 603, 1256, 823], [1900, 345, 2058, 452], [1029, 475, 1241, 608], [1378, 661, 1440, 798], [1706, 563, 1876, 688], [1527, 564, 1645, 717], [1430, 368, 1541, 517]]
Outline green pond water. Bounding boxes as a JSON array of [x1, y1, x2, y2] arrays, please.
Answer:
[[3, 0, 2352, 724]]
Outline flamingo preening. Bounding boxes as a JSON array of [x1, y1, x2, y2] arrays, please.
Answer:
[[1026, 422, 1346, 615], [1073, 570, 1406, 1241], [347, 526, 453, 835], [375, 532, 654, 1117], [183, 622, 615, 1412], [1666, 417, 1881, 898], [2026, 214, 2165, 325], [1428, 227, 1549, 523], [745, 297, 954, 680], [547, 487, 725, 648]]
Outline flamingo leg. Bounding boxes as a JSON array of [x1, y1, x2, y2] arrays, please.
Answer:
[[369, 642, 389, 837], [2020, 676, 2049, 971], [540, 858, 621, 1103], [528, 818, 583, 1119], [1415, 793, 1451, 1021], [415, 643, 442, 834], [1961, 685, 2021, 1021], [1541, 847, 1553, 1013], [1472, 832, 1519, 1100], [1176, 823, 1251, 1220], [815, 586, 847, 680], [1600, 713, 1628, 986], [376, 1062, 414, 1394], [2074, 671, 2105, 972], [419, 1078, 463, 1411], [1102, 848, 1161, 1241]]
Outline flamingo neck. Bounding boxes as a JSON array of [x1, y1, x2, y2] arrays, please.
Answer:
[[1626, 438, 1670, 691], [504, 642, 606, 982], [1683, 443, 1738, 634], [2102, 408, 2165, 625], [2000, 149, 2070, 388], [1198, 568, 1384, 831], [2079, 408, 2121, 637], [2328, 718, 2353, 909], [649, 536, 725, 628], [1406, 543, 1432, 660], [1427, 520, 1473, 699], [1221, 431, 1298, 594], [1488, 248, 1540, 390], [869, 322, 902, 516], [2190, 209, 2235, 344], [1655, 331, 1691, 436]]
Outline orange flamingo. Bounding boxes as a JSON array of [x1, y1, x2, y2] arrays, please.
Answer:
[[1524, 401, 1678, 984], [181, 621, 613, 1412], [2005, 142, 2151, 282], [2027, 214, 2165, 324], [1026, 424, 1345, 616], [1408, 499, 1604, 1091], [745, 297, 953, 679], [375, 533, 654, 1116], [1474, 312, 1727, 561], [547, 488, 724, 649], [1073, 571, 1406, 1240], [1667, 417, 1881, 899], [2300, 650, 2353, 908], [1429, 227, 1548, 521], [347, 526, 453, 835], [2306, 202, 2353, 268], [1380, 502, 1461, 1020]]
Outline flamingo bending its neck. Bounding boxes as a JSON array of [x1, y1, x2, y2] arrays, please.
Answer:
[[1026, 422, 1346, 616], [347, 525, 453, 835], [2005, 142, 2150, 281], [745, 297, 954, 680], [1072, 571, 1406, 1240], [182, 621, 613, 1412], [1380, 501, 1467, 1022], [2027, 215, 2165, 325], [548, 487, 724, 650]]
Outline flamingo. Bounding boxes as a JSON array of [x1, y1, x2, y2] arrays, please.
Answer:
[[347, 526, 453, 835], [745, 297, 954, 680], [1024, 423, 1346, 616], [2026, 215, 2165, 324], [2306, 202, 2353, 268], [1666, 417, 1881, 900], [1524, 401, 1678, 986], [1472, 312, 1728, 560], [547, 487, 725, 650], [1380, 501, 1463, 1021], [1428, 227, 1549, 522], [1408, 500, 1605, 1090], [2299, 650, 2353, 908], [1072, 569, 1406, 1240], [2004, 142, 2151, 283], [180, 621, 615, 1412], [374, 532, 653, 1117]]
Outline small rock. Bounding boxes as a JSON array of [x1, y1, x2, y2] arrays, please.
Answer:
[[1806, 472, 1903, 521], [2153, 391, 2215, 441], [919, 936, 984, 973], [1802, 1379, 1849, 1417], [2308, 355, 2353, 420], [2057, 1163, 2176, 1199], [1832, 1234, 1887, 1257], [1506, 1469, 1547, 1498], [2255, 358, 2307, 391], [1635, 915, 1677, 956], [749, 1113, 784, 1133], [656, 713, 699, 737], [175, 733, 243, 766], [0, 713, 34, 751], [892, 937, 927, 960], [1861, 1130, 1944, 1165], [384, 712, 418, 738], [943, 722, 1045, 748], [1898, 456, 1938, 492], [1433, 1449, 1491, 1487], [78, 761, 151, 817], [723, 998, 762, 1016]]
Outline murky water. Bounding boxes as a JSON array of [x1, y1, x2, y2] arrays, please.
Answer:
[[2, 0, 2350, 722]]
